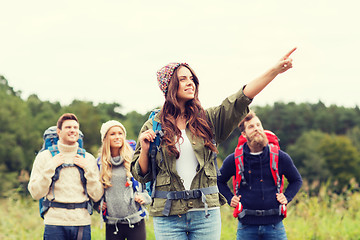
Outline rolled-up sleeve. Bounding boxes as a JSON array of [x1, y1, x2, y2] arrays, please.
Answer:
[[206, 87, 253, 144]]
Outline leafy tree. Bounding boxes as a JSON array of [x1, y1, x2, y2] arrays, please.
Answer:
[[95, 102, 124, 122], [319, 134, 360, 190], [287, 130, 329, 183], [346, 126, 360, 153], [0, 75, 21, 97], [26, 94, 62, 139], [2, 73, 360, 197], [123, 110, 149, 140], [0, 76, 36, 172]]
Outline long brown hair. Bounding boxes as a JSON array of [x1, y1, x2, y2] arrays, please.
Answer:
[[99, 127, 133, 189], [160, 64, 217, 158]]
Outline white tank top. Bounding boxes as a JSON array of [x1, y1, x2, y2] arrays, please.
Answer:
[[176, 129, 199, 190]]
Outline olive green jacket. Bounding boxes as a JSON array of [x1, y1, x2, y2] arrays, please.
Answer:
[[131, 88, 252, 216]]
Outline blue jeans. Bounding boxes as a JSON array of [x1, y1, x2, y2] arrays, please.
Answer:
[[236, 221, 287, 240], [43, 225, 91, 240], [153, 208, 221, 240]]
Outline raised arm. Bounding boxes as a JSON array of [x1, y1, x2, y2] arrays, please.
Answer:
[[243, 47, 297, 99]]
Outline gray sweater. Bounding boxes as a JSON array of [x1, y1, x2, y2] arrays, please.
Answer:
[[105, 156, 151, 226]]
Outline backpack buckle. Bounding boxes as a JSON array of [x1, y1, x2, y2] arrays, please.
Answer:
[[67, 203, 76, 209], [255, 210, 265, 216], [157, 130, 164, 138], [62, 163, 75, 168], [183, 190, 191, 200]]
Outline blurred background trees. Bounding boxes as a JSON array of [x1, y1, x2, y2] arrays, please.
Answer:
[[1, 74, 360, 197]]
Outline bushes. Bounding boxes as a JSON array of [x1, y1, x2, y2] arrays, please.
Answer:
[[1, 179, 360, 239], [285, 178, 360, 239]]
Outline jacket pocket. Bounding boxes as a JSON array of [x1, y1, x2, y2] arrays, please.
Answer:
[[202, 165, 222, 207], [155, 172, 171, 191], [204, 165, 217, 186]]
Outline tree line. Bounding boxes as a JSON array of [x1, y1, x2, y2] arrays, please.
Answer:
[[1, 75, 359, 196]]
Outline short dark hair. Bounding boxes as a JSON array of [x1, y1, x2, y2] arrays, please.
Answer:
[[57, 113, 79, 130], [238, 111, 257, 132]]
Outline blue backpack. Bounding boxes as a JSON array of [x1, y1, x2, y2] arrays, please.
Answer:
[[146, 110, 163, 197], [38, 126, 92, 219]]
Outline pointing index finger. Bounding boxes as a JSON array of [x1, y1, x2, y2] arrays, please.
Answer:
[[283, 47, 297, 59]]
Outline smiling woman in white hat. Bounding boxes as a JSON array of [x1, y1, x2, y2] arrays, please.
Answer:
[[98, 120, 151, 240]]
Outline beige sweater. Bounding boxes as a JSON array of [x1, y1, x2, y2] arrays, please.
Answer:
[[28, 141, 103, 226]]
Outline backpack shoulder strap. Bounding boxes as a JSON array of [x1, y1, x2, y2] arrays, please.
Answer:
[[149, 109, 162, 151], [49, 146, 88, 197], [233, 144, 245, 196], [75, 148, 87, 194], [268, 144, 283, 193], [150, 110, 162, 133], [210, 139, 221, 177], [131, 177, 140, 192], [48, 145, 60, 157], [96, 156, 101, 171], [77, 147, 86, 158], [47, 145, 61, 201], [48, 145, 61, 183], [147, 109, 163, 198]]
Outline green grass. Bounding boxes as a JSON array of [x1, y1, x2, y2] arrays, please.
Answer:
[[1, 180, 360, 239]]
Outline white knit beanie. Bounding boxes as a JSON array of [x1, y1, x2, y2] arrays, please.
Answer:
[[100, 120, 126, 142]]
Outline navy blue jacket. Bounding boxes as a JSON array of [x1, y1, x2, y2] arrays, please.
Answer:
[[217, 143, 302, 225]]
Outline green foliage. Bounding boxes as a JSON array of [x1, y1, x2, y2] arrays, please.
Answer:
[[0, 194, 44, 239], [0, 78, 38, 173], [287, 131, 360, 191], [318, 135, 360, 190], [347, 126, 360, 153], [285, 179, 360, 239], [1, 74, 360, 195], [26, 94, 61, 132], [123, 110, 149, 140], [0, 171, 21, 197], [0, 75, 150, 196], [96, 102, 123, 118], [287, 130, 330, 183], [1, 180, 360, 239], [3, 73, 360, 238], [0, 75, 21, 97], [251, 101, 360, 150]]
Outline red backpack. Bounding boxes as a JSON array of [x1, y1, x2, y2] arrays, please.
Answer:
[[232, 130, 287, 218]]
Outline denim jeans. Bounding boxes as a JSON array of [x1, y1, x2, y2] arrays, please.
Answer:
[[43, 225, 91, 240], [236, 221, 287, 240], [153, 208, 221, 240]]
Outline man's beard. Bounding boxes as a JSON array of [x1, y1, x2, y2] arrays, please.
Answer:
[[247, 131, 268, 151]]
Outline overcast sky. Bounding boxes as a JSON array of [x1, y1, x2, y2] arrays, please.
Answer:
[[1, 1, 359, 114]]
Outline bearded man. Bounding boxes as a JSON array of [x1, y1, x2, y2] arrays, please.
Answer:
[[217, 111, 302, 240]]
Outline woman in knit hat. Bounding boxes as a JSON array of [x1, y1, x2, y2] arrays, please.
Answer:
[[131, 48, 297, 240], [98, 120, 151, 240]]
